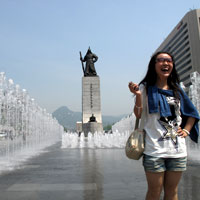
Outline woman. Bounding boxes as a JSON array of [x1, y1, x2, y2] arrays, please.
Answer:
[[128, 51, 199, 200]]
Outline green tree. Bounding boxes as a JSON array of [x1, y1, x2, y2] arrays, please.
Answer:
[[103, 124, 112, 131]]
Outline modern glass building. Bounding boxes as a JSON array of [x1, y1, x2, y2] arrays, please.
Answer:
[[156, 9, 200, 91]]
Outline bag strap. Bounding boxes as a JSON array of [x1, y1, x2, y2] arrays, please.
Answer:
[[134, 87, 147, 130], [134, 118, 140, 130]]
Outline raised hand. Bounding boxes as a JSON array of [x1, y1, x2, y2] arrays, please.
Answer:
[[128, 82, 141, 96]]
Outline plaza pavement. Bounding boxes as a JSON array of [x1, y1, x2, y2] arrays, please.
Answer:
[[0, 142, 199, 200]]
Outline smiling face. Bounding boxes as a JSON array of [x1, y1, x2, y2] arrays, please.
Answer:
[[155, 53, 173, 80]]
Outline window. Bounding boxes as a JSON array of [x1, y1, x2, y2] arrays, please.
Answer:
[[178, 66, 192, 76], [176, 59, 191, 71], [175, 47, 190, 61], [170, 35, 189, 53], [173, 41, 189, 57], [180, 74, 191, 82], [176, 53, 191, 66], [162, 23, 187, 51]]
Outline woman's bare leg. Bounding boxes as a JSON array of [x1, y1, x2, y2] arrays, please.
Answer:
[[163, 171, 182, 200], [145, 171, 164, 200]]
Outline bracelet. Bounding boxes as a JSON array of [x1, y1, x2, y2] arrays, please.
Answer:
[[183, 129, 190, 135], [135, 104, 142, 109]]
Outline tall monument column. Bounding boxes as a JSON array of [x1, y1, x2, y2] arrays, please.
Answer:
[[80, 48, 103, 135]]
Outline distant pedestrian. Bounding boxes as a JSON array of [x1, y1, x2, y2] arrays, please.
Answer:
[[128, 51, 199, 200]]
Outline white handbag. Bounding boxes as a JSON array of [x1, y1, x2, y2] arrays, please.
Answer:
[[125, 89, 147, 160]]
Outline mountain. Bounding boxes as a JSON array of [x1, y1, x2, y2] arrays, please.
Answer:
[[52, 106, 127, 131], [52, 106, 82, 130]]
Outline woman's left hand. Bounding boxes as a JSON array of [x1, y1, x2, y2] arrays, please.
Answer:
[[177, 127, 189, 138]]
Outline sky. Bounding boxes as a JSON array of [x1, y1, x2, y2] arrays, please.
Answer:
[[0, 0, 200, 116]]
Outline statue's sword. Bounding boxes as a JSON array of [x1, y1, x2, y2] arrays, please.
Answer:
[[79, 51, 85, 75]]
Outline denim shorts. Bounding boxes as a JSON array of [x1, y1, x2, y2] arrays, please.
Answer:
[[143, 154, 187, 172]]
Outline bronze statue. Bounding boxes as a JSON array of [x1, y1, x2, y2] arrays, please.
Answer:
[[80, 48, 98, 76], [89, 114, 97, 122]]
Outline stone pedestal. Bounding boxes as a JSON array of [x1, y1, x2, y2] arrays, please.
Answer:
[[82, 76, 103, 134], [76, 121, 82, 133], [82, 122, 103, 136]]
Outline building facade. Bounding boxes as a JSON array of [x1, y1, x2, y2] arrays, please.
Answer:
[[156, 9, 200, 91]]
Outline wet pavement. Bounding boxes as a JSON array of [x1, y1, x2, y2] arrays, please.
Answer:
[[0, 142, 199, 200]]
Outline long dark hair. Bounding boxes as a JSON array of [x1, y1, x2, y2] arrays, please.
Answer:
[[140, 51, 182, 99]]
